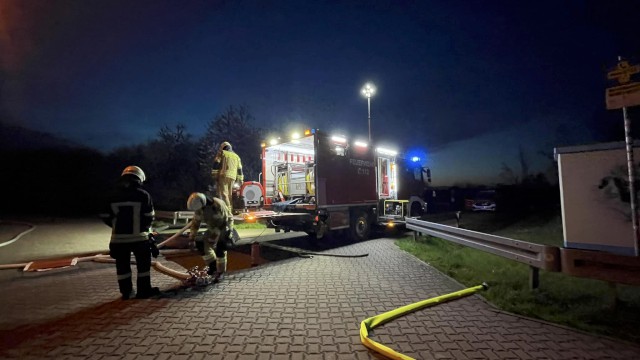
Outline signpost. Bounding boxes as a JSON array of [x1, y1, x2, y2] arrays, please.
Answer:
[[606, 60, 640, 110], [607, 57, 640, 256]]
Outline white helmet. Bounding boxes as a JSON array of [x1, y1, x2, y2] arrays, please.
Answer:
[[187, 192, 207, 211], [121, 165, 146, 182]]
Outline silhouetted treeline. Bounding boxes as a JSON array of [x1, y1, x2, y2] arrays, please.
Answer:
[[1, 106, 265, 216], [1, 147, 112, 216]]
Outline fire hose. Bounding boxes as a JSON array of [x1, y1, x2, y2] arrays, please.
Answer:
[[93, 255, 190, 280], [0, 221, 36, 249], [360, 283, 488, 360], [260, 242, 368, 258], [157, 221, 193, 248]]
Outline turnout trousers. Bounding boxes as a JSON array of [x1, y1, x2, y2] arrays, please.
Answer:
[[109, 241, 153, 297]]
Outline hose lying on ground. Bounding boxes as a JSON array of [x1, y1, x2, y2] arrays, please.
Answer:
[[0, 221, 36, 249], [260, 242, 368, 258], [0, 252, 106, 270], [360, 283, 488, 360], [93, 254, 191, 280]]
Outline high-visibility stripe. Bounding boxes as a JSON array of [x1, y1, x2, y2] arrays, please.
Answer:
[[117, 272, 132, 280], [111, 201, 141, 234], [111, 233, 149, 243], [137, 271, 150, 277]]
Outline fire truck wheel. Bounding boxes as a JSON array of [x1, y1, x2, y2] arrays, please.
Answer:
[[350, 211, 370, 241]]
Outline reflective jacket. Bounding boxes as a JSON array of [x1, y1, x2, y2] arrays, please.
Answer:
[[212, 150, 244, 182], [190, 197, 233, 242], [100, 177, 155, 243]]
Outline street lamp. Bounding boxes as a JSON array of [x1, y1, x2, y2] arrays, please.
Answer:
[[361, 82, 376, 142]]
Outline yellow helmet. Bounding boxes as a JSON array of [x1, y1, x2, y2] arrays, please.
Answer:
[[121, 165, 146, 182], [220, 141, 232, 151]]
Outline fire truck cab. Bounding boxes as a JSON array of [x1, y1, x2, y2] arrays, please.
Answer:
[[260, 128, 408, 241]]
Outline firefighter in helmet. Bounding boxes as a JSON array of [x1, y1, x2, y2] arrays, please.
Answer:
[[187, 192, 233, 282], [212, 141, 243, 212], [100, 165, 160, 300]]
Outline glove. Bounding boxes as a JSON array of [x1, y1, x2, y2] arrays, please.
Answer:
[[225, 226, 239, 248], [148, 235, 160, 258]]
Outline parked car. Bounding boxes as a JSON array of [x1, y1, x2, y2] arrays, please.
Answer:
[[472, 190, 496, 212]]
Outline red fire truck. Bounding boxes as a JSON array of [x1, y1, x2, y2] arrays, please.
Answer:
[[248, 128, 419, 241]]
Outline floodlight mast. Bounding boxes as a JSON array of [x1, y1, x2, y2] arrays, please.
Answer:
[[361, 83, 376, 142]]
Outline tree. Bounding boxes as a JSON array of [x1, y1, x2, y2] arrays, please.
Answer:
[[499, 162, 519, 185], [107, 124, 204, 210], [199, 105, 264, 184]]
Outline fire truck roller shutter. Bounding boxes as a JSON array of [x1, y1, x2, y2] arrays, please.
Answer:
[[277, 173, 289, 196]]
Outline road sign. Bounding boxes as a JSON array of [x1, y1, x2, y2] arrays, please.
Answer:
[[606, 60, 640, 110]]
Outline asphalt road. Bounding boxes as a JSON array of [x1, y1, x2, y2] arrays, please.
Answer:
[[0, 217, 307, 266]]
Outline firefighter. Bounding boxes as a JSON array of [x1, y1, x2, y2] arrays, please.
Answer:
[[212, 141, 244, 212], [100, 165, 160, 300], [187, 192, 233, 283]]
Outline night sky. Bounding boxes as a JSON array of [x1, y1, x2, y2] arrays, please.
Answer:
[[1, 0, 639, 185]]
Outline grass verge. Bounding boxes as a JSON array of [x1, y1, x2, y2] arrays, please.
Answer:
[[396, 213, 640, 344]]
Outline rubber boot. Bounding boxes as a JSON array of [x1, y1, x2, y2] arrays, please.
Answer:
[[136, 276, 160, 299], [135, 287, 160, 299], [213, 253, 227, 283], [207, 260, 217, 276], [118, 278, 133, 300]]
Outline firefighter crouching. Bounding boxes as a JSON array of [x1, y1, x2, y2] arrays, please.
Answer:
[[212, 141, 243, 212], [187, 192, 232, 283], [100, 165, 160, 300]]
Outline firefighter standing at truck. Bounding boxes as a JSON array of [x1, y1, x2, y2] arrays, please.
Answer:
[[100, 165, 160, 300], [211, 141, 244, 211], [187, 192, 232, 282]]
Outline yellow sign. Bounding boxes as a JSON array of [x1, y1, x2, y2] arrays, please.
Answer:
[[608, 61, 640, 84], [606, 60, 640, 109]]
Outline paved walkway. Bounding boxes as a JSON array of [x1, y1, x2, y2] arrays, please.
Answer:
[[1, 239, 639, 359]]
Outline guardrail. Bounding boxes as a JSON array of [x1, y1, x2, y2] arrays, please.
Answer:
[[155, 210, 194, 225], [406, 217, 561, 289]]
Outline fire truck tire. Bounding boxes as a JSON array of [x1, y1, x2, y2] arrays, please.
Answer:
[[410, 201, 424, 217], [350, 211, 370, 241]]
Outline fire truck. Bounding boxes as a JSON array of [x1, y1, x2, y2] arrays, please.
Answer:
[[239, 128, 421, 241]]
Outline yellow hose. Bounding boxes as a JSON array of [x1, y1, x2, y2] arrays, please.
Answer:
[[360, 283, 487, 360]]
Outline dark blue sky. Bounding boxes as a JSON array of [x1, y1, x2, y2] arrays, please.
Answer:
[[1, 0, 639, 185]]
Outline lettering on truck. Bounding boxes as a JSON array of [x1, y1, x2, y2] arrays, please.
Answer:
[[349, 158, 375, 176]]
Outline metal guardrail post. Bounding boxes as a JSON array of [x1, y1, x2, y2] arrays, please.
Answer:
[[529, 266, 539, 290]]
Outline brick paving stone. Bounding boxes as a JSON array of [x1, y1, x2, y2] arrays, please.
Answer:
[[0, 239, 639, 360], [237, 355, 258, 360]]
